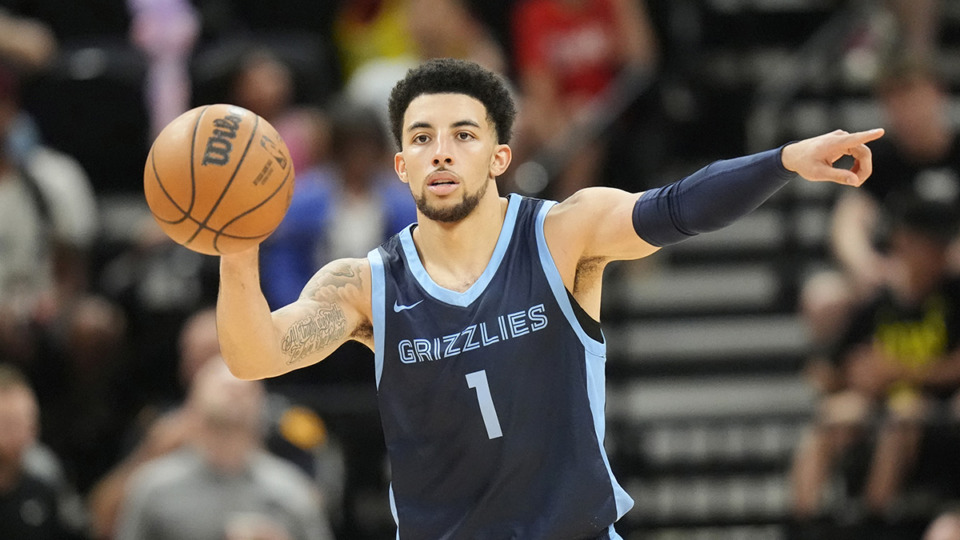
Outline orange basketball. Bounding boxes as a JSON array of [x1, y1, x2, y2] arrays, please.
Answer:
[[143, 104, 295, 255]]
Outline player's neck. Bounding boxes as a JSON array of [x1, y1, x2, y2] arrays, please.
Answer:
[[412, 196, 509, 292]]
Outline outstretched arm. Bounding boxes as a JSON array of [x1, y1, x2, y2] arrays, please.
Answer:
[[549, 128, 885, 263], [544, 129, 884, 317], [217, 247, 372, 380]]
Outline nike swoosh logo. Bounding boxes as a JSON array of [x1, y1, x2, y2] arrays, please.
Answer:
[[393, 300, 424, 313]]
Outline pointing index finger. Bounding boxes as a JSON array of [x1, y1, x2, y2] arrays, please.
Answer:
[[843, 128, 885, 145]]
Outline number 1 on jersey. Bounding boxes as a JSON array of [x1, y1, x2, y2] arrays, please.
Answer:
[[466, 370, 503, 439]]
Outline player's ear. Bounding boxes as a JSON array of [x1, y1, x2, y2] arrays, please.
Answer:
[[490, 144, 511, 178], [395, 152, 408, 184]]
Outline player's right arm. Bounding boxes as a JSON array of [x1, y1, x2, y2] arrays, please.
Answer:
[[217, 247, 373, 380]]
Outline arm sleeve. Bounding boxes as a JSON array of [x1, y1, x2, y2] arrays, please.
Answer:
[[632, 146, 797, 247]]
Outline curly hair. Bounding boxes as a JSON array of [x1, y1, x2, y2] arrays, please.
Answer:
[[388, 58, 516, 149]]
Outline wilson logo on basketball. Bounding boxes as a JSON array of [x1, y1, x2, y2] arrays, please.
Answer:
[[201, 113, 243, 166]]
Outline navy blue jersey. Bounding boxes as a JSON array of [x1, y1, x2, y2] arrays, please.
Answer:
[[367, 194, 633, 540]]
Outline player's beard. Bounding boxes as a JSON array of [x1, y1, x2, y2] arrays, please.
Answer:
[[414, 178, 489, 223]]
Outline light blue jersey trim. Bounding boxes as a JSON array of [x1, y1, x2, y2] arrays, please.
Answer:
[[397, 194, 522, 307], [533, 201, 604, 355], [390, 486, 400, 539], [535, 201, 635, 520], [370, 248, 399, 536], [367, 247, 386, 388]]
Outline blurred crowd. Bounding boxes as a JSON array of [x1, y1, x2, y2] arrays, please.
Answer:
[[0, 0, 958, 539]]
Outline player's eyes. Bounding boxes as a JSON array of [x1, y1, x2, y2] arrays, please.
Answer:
[[413, 134, 430, 144], [457, 132, 475, 141]]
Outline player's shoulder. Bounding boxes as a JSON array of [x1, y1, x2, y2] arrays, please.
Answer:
[[545, 187, 631, 231], [549, 186, 628, 211]]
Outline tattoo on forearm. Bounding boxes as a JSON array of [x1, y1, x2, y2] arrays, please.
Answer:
[[281, 303, 346, 363]]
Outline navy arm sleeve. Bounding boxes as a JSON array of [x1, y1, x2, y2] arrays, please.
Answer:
[[632, 146, 797, 247]]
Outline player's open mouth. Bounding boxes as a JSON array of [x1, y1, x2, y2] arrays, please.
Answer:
[[427, 171, 459, 184], [427, 171, 460, 194]]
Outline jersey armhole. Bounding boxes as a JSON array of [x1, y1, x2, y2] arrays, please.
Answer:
[[535, 200, 605, 353], [565, 288, 604, 343]]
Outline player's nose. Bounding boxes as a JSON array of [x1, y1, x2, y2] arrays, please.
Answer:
[[432, 138, 454, 166]]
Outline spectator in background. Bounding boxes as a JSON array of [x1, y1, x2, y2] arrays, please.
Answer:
[[0, 364, 87, 540], [331, 0, 420, 83], [260, 102, 415, 310], [225, 48, 330, 188], [404, 0, 505, 74], [87, 307, 224, 540], [508, 0, 659, 200], [332, 0, 503, 82], [799, 54, 960, 396], [792, 198, 960, 522], [88, 308, 341, 539], [0, 58, 101, 368], [334, 0, 506, 132], [835, 55, 960, 292], [0, 9, 56, 193], [113, 359, 335, 540], [799, 57, 960, 430], [229, 48, 297, 125], [0, 59, 133, 492], [127, 0, 200, 140]]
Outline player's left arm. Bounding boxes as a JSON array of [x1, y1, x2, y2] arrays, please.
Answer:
[[547, 128, 885, 265]]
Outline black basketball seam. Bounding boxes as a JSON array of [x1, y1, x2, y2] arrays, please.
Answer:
[[211, 148, 293, 253], [194, 227, 274, 241], [165, 213, 274, 240], [146, 105, 210, 227], [148, 146, 191, 224], [159, 157, 290, 244], [187, 105, 211, 218], [184, 110, 260, 248]]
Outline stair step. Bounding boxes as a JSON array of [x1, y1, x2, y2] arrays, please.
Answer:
[[607, 375, 815, 422], [606, 314, 810, 364], [623, 473, 791, 527], [615, 420, 804, 468], [606, 264, 781, 315], [666, 209, 785, 255]]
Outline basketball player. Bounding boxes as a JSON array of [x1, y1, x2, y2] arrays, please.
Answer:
[[217, 58, 883, 539]]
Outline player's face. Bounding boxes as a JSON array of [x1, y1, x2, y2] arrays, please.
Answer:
[[395, 93, 511, 222]]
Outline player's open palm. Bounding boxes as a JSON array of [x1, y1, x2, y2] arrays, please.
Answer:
[[781, 128, 885, 186]]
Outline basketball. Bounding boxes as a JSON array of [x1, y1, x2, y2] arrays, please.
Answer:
[[143, 104, 295, 255]]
